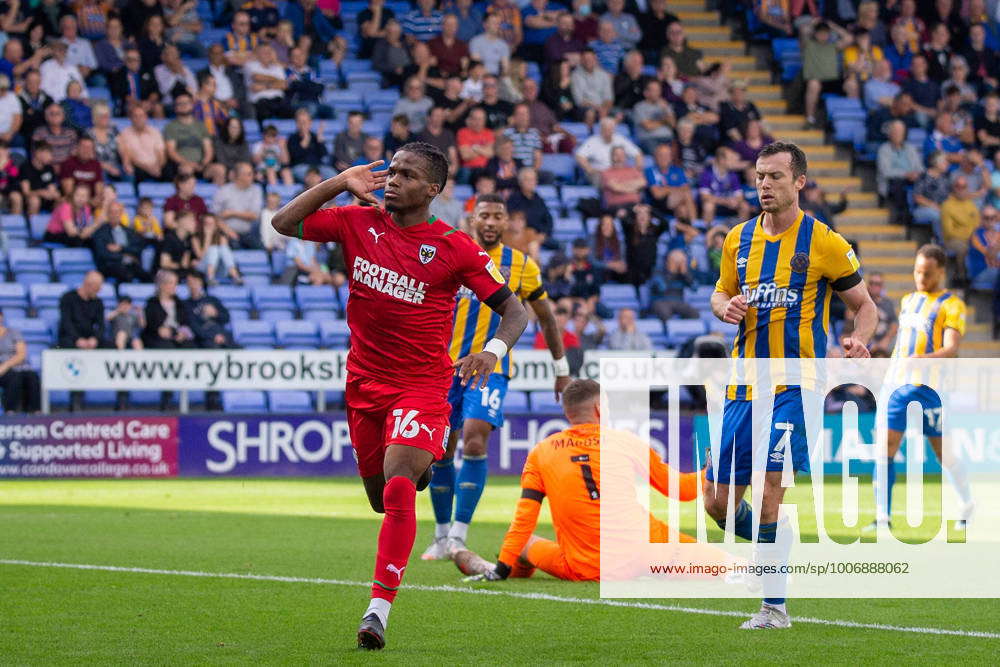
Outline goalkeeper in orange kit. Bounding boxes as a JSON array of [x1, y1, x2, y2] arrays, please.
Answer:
[[453, 379, 734, 582]]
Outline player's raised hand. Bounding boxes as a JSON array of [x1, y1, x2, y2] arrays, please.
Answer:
[[454, 351, 497, 390], [341, 160, 387, 206], [723, 295, 748, 324], [841, 336, 871, 359]]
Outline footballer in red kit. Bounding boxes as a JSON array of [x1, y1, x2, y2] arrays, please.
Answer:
[[271, 142, 528, 651]]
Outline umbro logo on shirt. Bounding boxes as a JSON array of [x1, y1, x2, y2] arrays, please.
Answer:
[[737, 257, 748, 267]]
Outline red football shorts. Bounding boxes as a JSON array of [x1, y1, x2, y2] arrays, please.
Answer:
[[345, 374, 451, 478]]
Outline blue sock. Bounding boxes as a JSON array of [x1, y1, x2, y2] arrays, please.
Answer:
[[716, 499, 754, 541], [885, 457, 896, 518], [758, 521, 785, 606], [454, 455, 488, 524], [429, 458, 455, 526]]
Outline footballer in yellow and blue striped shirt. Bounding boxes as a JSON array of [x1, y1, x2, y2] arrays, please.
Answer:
[[422, 193, 572, 560], [870, 244, 973, 530], [705, 142, 878, 630]]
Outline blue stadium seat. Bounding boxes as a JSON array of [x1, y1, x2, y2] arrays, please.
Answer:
[[36, 307, 60, 330], [222, 390, 268, 413], [531, 391, 562, 414], [665, 319, 708, 347], [268, 390, 314, 413], [301, 308, 337, 322], [252, 284, 293, 311], [560, 122, 591, 143], [228, 308, 251, 322], [540, 154, 576, 183], [505, 390, 530, 412], [600, 284, 640, 311], [0, 283, 28, 311], [29, 282, 69, 310], [232, 320, 275, 347], [194, 182, 218, 199], [295, 284, 338, 312], [275, 319, 320, 348], [232, 250, 270, 277], [84, 390, 117, 407], [553, 217, 585, 243], [97, 283, 118, 311], [1, 214, 27, 240], [259, 309, 295, 324], [137, 182, 175, 199], [7, 318, 51, 344], [560, 185, 599, 211], [8, 247, 50, 274], [118, 283, 156, 303], [684, 285, 714, 311], [52, 248, 96, 274], [208, 284, 252, 311], [129, 390, 162, 406], [319, 319, 350, 347], [336, 283, 350, 309]]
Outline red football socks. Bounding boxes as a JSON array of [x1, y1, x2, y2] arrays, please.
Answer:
[[371, 476, 417, 603]]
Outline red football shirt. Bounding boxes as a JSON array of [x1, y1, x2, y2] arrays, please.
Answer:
[[302, 205, 509, 390]]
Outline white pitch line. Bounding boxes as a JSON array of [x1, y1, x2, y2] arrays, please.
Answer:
[[2, 558, 999, 639]]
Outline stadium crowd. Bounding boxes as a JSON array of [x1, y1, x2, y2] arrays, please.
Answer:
[[0, 0, 995, 413]]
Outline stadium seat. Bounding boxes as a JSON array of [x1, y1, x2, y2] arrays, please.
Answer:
[[118, 283, 156, 303], [6, 317, 50, 344], [52, 248, 96, 274], [301, 308, 337, 322], [0, 214, 28, 241], [232, 250, 271, 277], [295, 284, 338, 312], [29, 282, 68, 310], [8, 247, 50, 275], [266, 183, 300, 201], [259, 308, 295, 324], [540, 154, 576, 183], [275, 319, 320, 348], [531, 391, 562, 414], [552, 217, 585, 243], [232, 320, 275, 347], [208, 284, 252, 311], [268, 390, 314, 413], [599, 284, 640, 311], [252, 284, 293, 311], [97, 283, 118, 311], [504, 390, 530, 412], [319, 319, 350, 347], [137, 182, 175, 199], [0, 282, 28, 311], [684, 285, 715, 311], [222, 390, 268, 413], [636, 318, 665, 341], [665, 319, 708, 347], [36, 307, 60, 330], [560, 185, 599, 212], [84, 390, 117, 407], [129, 390, 162, 406]]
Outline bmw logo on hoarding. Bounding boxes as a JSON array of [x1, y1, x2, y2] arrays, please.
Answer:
[[62, 358, 85, 381]]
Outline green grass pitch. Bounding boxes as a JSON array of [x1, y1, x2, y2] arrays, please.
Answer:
[[2, 477, 998, 664]]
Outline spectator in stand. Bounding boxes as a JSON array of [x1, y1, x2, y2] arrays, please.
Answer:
[[58, 270, 105, 411], [191, 72, 229, 138], [402, 41, 446, 99], [373, 19, 411, 89], [484, 134, 519, 197], [718, 79, 760, 144], [428, 13, 469, 77], [351, 135, 386, 193], [620, 203, 668, 286], [143, 269, 194, 410], [456, 106, 495, 180], [285, 47, 329, 118], [507, 166, 553, 241], [613, 50, 650, 112], [542, 58, 576, 120], [884, 23, 913, 82], [222, 11, 257, 67], [952, 149, 990, 207], [575, 116, 642, 185], [522, 76, 574, 153], [967, 206, 1000, 291], [137, 13, 169, 72], [924, 22, 953, 83], [459, 60, 486, 102], [924, 112, 964, 165], [85, 101, 120, 180], [243, 0, 280, 36], [94, 16, 132, 78], [589, 19, 626, 75], [602, 0, 640, 48], [19, 141, 59, 214], [693, 61, 731, 113], [123, 0, 162, 39], [976, 92, 1000, 150], [644, 143, 694, 220], [117, 104, 166, 188], [0, 75, 21, 146], [865, 272, 897, 355], [192, 212, 243, 284], [1, 38, 46, 87], [251, 124, 292, 185], [649, 248, 698, 321], [864, 59, 900, 110], [608, 307, 651, 350], [18, 70, 54, 142], [0, 141, 21, 214], [279, 235, 338, 285], [543, 252, 573, 306], [866, 91, 920, 145], [502, 56, 532, 103], [937, 83, 975, 145], [445, 0, 484, 43], [208, 116, 252, 185], [58, 135, 102, 201], [671, 118, 707, 182], [631, 79, 674, 155], [159, 210, 194, 273], [163, 93, 213, 180], [59, 79, 91, 132], [43, 181, 101, 245], [912, 151, 951, 236], [478, 75, 513, 129], [963, 22, 998, 91], [892, 0, 924, 52], [429, 180, 465, 226], [672, 82, 719, 150], [655, 53, 685, 104], [486, 0, 523, 50], [568, 236, 604, 314], [184, 270, 234, 349], [153, 44, 197, 109], [660, 21, 703, 79], [638, 0, 678, 60], [401, 0, 443, 44], [201, 43, 243, 114], [569, 306, 604, 361], [162, 0, 204, 57], [470, 13, 510, 76], [601, 145, 646, 213], [39, 39, 85, 103], [31, 102, 77, 166], [801, 19, 850, 128], [109, 47, 161, 117], [331, 110, 367, 173], [259, 190, 286, 252], [90, 200, 149, 283], [59, 14, 98, 81], [244, 43, 290, 129], [383, 113, 413, 159], [162, 173, 206, 231], [570, 48, 613, 124], [850, 0, 886, 47], [417, 106, 459, 176], [698, 146, 750, 224], [728, 118, 773, 168], [942, 56, 977, 105], [0, 309, 41, 413], [544, 12, 584, 67], [592, 213, 627, 282], [502, 208, 541, 258], [213, 161, 263, 249], [755, 0, 794, 37], [941, 176, 979, 282], [288, 108, 333, 181], [519, 0, 559, 64], [393, 77, 435, 133], [532, 305, 579, 353], [461, 173, 495, 216], [800, 181, 847, 229], [359, 0, 397, 60], [876, 120, 922, 225], [502, 103, 542, 168], [125, 196, 164, 243]]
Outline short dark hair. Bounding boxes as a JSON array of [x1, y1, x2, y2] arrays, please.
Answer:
[[348, 110, 364, 120], [572, 237, 590, 249], [757, 141, 808, 179], [562, 379, 600, 413], [398, 141, 449, 191], [475, 193, 505, 207], [917, 243, 948, 268]]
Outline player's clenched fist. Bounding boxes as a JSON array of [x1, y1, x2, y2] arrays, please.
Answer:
[[341, 160, 388, 205], [722, 294, 748, 324], [841, 336, 871, 358], [454, 351, 498, 390]]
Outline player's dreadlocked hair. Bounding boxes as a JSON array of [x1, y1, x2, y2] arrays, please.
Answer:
[[399, 141, 449, 192], [475, 193, 505, 206]]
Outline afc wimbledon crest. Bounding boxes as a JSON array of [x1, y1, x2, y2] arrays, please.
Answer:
[[419, 244, 437, 264]]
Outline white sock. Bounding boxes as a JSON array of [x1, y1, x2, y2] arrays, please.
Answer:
[[364, 598, 391, 629], [435, 522, 451, 540], [944, 461, 973, 507], [448, 521, 469, 542], [764, 602, 787, 614]]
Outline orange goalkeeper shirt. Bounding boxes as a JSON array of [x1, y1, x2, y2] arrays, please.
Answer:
[[497, 422, 702, 580]]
